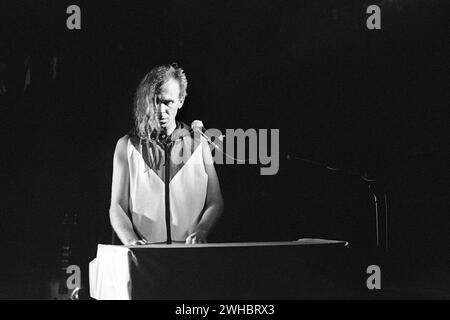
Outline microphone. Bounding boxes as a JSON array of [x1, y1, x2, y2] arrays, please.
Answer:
[[190, 120, 244, 162], [285, 153, 376, 182], [191, 120, 204, 133], [191, 120, 225, 142]]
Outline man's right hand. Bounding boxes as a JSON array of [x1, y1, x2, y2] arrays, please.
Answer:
[[129, 239, 148, 246]]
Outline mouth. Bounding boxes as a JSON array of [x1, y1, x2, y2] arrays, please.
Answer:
[[159, 118, 170, 125]]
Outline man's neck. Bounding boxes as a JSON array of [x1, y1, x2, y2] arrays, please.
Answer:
[[164, 122, 177, 137]]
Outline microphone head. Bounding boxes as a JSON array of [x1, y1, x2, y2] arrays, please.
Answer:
[[191, 120, 204, 132]]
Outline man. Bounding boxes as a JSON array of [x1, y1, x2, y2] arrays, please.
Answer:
[[109, 64, 224, 245]]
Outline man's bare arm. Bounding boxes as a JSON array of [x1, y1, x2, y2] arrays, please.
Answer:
[[186, 139, 224, 244], [109, 135, 141, 245]]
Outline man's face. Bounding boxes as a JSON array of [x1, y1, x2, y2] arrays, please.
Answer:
[[153, 78, 184, 132]]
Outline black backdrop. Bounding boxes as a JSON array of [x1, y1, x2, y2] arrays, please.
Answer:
[[0, 0, 448, 299]]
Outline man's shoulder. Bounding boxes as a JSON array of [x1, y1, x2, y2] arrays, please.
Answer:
[[112, 135, 127, 159], [172, 121, 193, 140], [117, 129, 141, 145], [177, 121, 190, 131], [116, 134, 129, 147], [115, 133, 136, 154]]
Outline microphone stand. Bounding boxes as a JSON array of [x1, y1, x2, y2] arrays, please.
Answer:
[[286, 154, 389, 251]]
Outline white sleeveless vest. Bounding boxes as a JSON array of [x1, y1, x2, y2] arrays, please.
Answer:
[[126, 122, 208, 243]]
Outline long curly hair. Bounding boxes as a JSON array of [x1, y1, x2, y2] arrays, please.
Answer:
[[133, 63, 188, 139]]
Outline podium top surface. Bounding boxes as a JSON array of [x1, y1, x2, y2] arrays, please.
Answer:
[[111, 238, 349, 249]]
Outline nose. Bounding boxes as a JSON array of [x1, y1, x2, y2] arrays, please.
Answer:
[[161, 108, 169, 119], [157, 103, 169, 113], [157, 105, 170, 120]]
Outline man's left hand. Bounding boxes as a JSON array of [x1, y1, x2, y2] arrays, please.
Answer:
[[186, 230, 208, 244]]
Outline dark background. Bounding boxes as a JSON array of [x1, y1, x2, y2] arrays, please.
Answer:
[[0, 0, 448, 299]]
